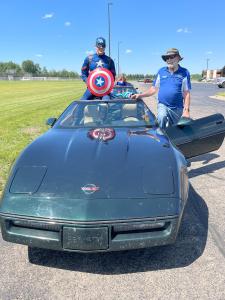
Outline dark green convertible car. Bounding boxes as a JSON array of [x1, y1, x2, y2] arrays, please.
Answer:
[[0, 99, 225, 252]]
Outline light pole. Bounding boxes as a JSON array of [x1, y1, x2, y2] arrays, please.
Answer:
[[206, 58, 210, 70], [117, 41, 122, 75], [206, 58, 210, 80], [107, 2, 113, 57]]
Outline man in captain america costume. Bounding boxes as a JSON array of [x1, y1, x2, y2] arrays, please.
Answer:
[[81, 37, 116, 100]]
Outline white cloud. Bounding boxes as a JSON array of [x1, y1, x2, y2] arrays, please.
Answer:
[[64, 21, 71, 27], [35, 54, 43, 58], [205, 51, 213, 55], [85, 50, 94, 55], [42, 13, 54, 19], [125, 49, 132, 54], [176, 27, 191, 33]]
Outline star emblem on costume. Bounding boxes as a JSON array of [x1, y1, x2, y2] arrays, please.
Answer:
[[96, 60, 104, 68], [95, 76, 105, 87]]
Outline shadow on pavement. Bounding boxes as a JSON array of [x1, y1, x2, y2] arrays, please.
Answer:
[[190, 153, 219, 165], [28, 185, 208, 274], [189, 161, 225, 178]]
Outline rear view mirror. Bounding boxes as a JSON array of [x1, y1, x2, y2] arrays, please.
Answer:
[[46, 117, 57, 127], [177, 117, 193, 127]]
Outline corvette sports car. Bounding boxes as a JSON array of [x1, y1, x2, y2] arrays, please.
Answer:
[[0, 99, 225, 252]]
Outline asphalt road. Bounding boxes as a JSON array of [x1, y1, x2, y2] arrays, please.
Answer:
[[0, 83, 225, 300]]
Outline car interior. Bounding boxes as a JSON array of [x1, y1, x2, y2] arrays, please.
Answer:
[[58, 101, 154, 128]]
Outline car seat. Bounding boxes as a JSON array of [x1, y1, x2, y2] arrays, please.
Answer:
[[83, 105, 100, 125], [122, 103, 139, 122]]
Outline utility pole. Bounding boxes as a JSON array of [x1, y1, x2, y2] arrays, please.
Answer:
[[206, 58, 210, 80], [117, 41, 122, 75], [206, 58, 210, 70], [107, 2, 113, 57]]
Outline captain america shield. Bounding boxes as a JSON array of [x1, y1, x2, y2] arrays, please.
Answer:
[[87, 68, 114, 97]]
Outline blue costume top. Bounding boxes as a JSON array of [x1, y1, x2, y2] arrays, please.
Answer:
[[81, 53, 116, 83], [152, 65, 191, 109], [116, 81, 127, 86], [116, 81, 133, 87]]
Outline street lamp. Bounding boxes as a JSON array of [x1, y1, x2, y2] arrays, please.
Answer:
[[206, 58, 210, 80], [206, 58, 210, 70], [107, 2, 113, 57], [117, 41, 122, 75]]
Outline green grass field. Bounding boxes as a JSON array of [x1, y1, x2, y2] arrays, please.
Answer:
[[217, 92, 225, 97], [0, 80, 85, 194]]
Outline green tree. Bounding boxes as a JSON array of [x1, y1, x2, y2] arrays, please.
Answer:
[[222, 66, 225, 77], [22, 60, 38, 75], [35, 63, 41, 75], [42, 67, 48, 76], [191, 74, 202, 81], [0, 61, 22, 75]]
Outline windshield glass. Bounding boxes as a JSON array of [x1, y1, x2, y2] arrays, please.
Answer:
[[111, 86, 137, 99], [54, 100, 156, 128]]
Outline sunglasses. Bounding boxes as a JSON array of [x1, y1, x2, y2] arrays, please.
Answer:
[[166, 55, 177, 60]]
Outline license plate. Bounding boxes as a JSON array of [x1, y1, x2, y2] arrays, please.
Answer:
[[63, 227, 109, 251]]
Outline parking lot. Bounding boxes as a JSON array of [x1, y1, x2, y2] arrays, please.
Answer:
[[0, 83, 225, 300]]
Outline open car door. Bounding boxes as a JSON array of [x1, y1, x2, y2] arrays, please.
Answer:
[[165, 113, 225, 159]]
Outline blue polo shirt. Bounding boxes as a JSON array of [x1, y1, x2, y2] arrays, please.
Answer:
[[152, 65, 191, 109]]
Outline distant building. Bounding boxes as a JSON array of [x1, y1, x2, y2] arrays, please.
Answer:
[[202, 67, 225, 80]]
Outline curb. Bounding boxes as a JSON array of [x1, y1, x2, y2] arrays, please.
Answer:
[[209, 95, 225, 101]]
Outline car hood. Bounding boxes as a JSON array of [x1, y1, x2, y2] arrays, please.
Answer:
[[0, 127, 185, 221], [8, 127, 179, 199]]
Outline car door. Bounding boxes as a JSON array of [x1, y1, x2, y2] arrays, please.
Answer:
[[165, 113, 225, 158]]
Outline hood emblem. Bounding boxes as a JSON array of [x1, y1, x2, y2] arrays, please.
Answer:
[[88, 128, 115, 141], [81, 184, 100, 195]]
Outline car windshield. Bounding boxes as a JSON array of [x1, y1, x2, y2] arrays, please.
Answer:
[[111, 86, 137, 99], [54, 100, 156, 128]]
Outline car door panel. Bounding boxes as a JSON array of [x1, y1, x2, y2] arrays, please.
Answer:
[[165, 114, 225, 158]]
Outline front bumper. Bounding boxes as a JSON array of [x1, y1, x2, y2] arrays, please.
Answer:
[[0, 215, 181, 252]]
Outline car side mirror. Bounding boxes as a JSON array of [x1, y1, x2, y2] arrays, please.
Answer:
[[46, 117, 57, 127], [177, 117, 193, 128]]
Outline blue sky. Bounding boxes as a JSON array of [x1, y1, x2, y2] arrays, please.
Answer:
[[0, 0, 224, 75]]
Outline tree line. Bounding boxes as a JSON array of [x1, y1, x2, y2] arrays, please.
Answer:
[[125, 74, 155, 80], [0, 61, 156, 80], [0, 60, 208, 80], [125, 73, 204, 81], [0, 60, 80, 78]]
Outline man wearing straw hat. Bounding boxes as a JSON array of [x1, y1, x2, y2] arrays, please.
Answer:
[[131, 48, 191, 129]]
